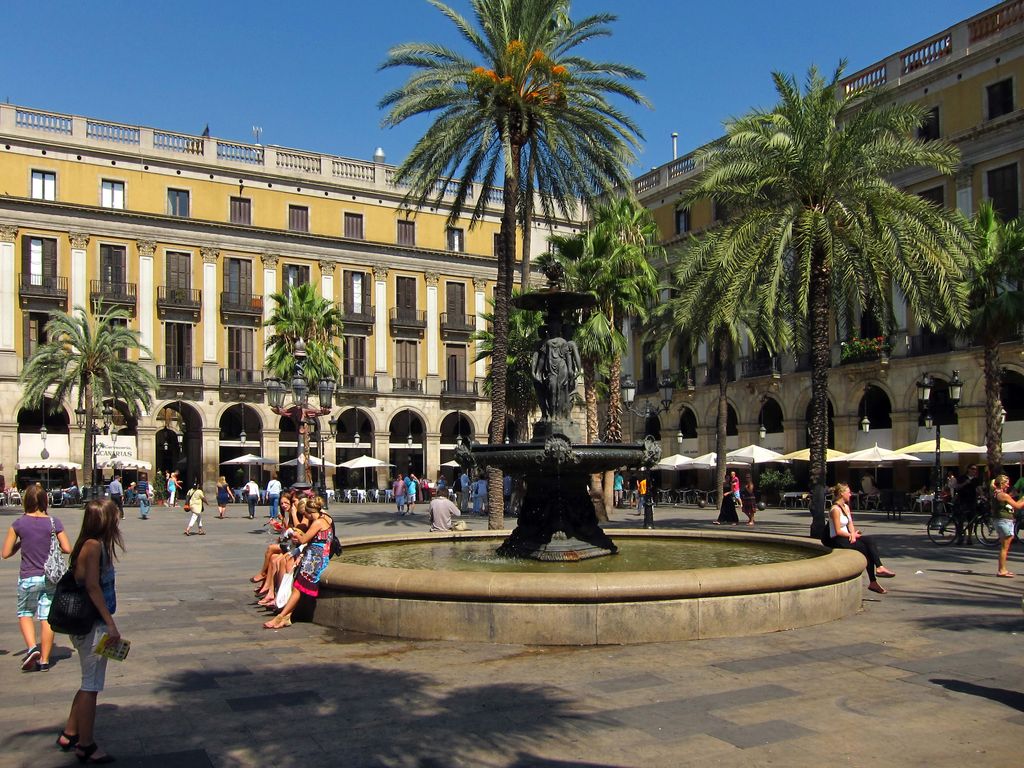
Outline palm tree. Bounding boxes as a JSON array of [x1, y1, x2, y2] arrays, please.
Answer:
[[19, 303, 156, 493], [264, 283, 344, 482], [678, 64, 971, 536], [380, 0, 647, 527], [264, 282, 344, 382], [472, 294, 544, 440], [963, 200, 1024, 477]]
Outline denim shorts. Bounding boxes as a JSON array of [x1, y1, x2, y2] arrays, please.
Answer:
[[72, 623, 109, 692], [995, 518, 1015, 540], [16, 576, 53, 619]]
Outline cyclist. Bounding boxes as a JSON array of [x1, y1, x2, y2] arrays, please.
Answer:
[[953, 465, 982, 545]]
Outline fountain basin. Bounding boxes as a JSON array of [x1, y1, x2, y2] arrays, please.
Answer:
[[314, 530, 865, 645]]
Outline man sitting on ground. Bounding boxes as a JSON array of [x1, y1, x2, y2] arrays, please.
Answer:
[[429, 494, 462, 532]]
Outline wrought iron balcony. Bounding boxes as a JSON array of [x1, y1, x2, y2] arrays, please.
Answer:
[[440, 312, 476, 338], [907, 332, 952, 357], [157, 286, 202, 320], [393, 377, 424, 394], [389, 307, 427, 336], [219, 291, 263, 319], [89, 280, 137, 314], [340, 304, 374, 333], [157, 365, 203, 384], [219, 368, 264, 387], [339, 374, 378, 393], [441, 379, 478, 397], [741, 356, 780, 379], [18, 273, 68, 309]]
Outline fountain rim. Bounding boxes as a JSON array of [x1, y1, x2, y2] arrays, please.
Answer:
[[322, 529, 865, 604]]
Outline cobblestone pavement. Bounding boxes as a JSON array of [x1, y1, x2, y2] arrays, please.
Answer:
[[0, 499, 1022, 767]]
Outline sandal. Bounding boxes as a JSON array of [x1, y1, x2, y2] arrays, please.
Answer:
[[56, 731, 79, 751], [198, 529, 206, 535], [75, 743, 115, 764], [183, 531, 191, 536]]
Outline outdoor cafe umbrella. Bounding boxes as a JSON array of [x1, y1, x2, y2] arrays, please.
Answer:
[[441, 459, 462, 468], [894, 438, 986, 455], [687, 452, 719, 469], [656, 453, 693, 470], [221, 453, 278, 466], [339, 454, 393, 489], [781, 448, 849, 462], [726, 445, 789, 465], [1002, 439, 1024, 454], [833, 444, 922, 464], [279, 456, 339, 467]]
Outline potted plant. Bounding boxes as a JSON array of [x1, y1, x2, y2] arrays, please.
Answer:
[[758, 468, 797, 505], [153, 470, 168, 505]]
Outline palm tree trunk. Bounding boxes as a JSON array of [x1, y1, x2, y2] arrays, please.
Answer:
[[580, 357, 608, 521], [601, 347, 622, 519], [807, 251, 832, 539], [518, 150, 536, 291], [486, 143, 522, 530], [714, 331, 729, 512], [984, 337, 1003, 477], [83, 381, 94, 496]]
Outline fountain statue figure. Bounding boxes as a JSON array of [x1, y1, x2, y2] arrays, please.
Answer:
[[532, 315, 582, 421]]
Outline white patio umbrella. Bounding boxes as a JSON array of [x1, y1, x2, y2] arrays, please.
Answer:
[[687, 452, 718, 469], [222, 453, 278, 465], [656, 453, 693, 470], [835, 444, 922, 464], [781, 448, 849, 462], [726, 445, 789, 464], [441, 459, 462, 468], [1002, 439, 1024, 454], [279, 456, 339, 468], [338, 455, 392, 470]]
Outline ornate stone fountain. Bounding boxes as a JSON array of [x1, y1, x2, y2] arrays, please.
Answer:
[[460, 269, 659, 560]]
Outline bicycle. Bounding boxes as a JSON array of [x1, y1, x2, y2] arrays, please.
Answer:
[[926, 498, 991, 546]]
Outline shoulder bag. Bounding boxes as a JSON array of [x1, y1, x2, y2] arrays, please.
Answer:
[[43, 517, 69, 584], [48, 568, 100, 635]]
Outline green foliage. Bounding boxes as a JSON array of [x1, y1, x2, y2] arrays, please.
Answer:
[[759, 468, 796, 492], [472, 293, 543, 420], [839, 336, 890, 361], [152, 471, 168, 503], [264, 283, 343, 382]]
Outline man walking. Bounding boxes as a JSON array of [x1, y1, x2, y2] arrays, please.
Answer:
[[244, 477, 261, 520], [109, 473, 124, 519], [459, 469, 471, 514], [137, 473, 152, 519], [266, 473, 282, 519]]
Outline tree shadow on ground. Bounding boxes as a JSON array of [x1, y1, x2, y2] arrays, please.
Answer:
[[931, 678, 1024, 712], [5, 660, 620, 768]]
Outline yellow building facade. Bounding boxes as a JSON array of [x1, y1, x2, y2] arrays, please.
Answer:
[[629, 1, 1024, 486], [0, 106, 580, 491]]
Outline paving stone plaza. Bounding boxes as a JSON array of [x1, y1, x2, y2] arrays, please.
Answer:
[[2, 502, 1022, 767]]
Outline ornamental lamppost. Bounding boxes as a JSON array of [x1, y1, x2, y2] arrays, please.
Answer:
[[75, 402, 113, 499], [264, 339, 335, 492], [621, 373, 676, 529], [917, 370, 963, 513]]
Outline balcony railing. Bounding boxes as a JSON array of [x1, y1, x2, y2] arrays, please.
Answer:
[[393, 377, 424, 394], [441, 379, 478, 397], [440, 312, 476, 335], [703, 364, 735, 385], [794, 353, 813, 373], [157, 365, 203, 384], [339, 375, 378, 392], [741, 356, 779, 378], [90, 280, 137, 308], [340, 304, 375, 327], [19, 273, 68, 302], [389, 307, 427, 329], [907, 333, 952, 357], [219, 368, 264, 387], [158, 286, 202, 312], [220, 291, 263, 316]]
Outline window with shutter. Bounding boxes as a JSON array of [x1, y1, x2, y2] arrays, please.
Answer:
[[167, 189, 190, 217], [230, 197, 251, 225], [397, 219, 415, 246], [344, 336, 366, 377], [288, 205, 309, 232], [166, 252, 191, 299], [446, 227, 464, 252], [227, 327, 254, 371], [987, 164, 1020, 221], [100, 244, 127, 288], [445, 282, 466, 324], [344, 212, 364, 239], [396, 340, 418, 382], [30, 171, 55, 201]]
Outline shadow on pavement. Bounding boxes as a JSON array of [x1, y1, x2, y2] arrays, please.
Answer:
[[931, 678, 1024, 712]]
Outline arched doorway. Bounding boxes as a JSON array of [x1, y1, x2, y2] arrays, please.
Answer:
[[389, 410, 425, 478], [219, 404, 264, 488], [16, 398, 73, 490], [156, 402, 203, 489], [439, 412, 475, 480], [758, 397, 784, 452]]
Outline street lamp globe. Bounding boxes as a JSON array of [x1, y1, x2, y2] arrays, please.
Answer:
[[621, 375, 637, 407]]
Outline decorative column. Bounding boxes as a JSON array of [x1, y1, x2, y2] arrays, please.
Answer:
[[69, 232, 90, 313], [0, 225, 17, 354], [425, 271, 440, 377], [319, 259, 335, 303], [201, 248, 219, 365], [373, 265, 388, 374], [474, 277, 487, 379], [955, 163, 973, 216], [136, 240, 156, 358], [261, 252, 279, 329]]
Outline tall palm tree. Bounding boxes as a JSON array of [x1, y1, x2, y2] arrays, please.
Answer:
[[19, 303, 156, 493], [963, 201, 1024, 477], [678, 64, 971, 536], [264, 283, 344, 480], [264, 282, 344, 383], [380, 0, 647, 527]]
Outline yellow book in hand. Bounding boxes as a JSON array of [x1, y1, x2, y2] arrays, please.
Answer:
[[94, 634, 131, 661]]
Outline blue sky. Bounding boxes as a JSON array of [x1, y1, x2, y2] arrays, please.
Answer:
[[2, 0, 993, 175]]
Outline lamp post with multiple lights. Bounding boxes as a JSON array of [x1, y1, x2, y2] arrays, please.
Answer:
[[620, 374, 676, 529], [917, 370, 963, 514], [264, 339, 335, 492], [75, 402, 113, 499]]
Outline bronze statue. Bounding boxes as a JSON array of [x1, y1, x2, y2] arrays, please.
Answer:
[[532, 317, 581, 421]]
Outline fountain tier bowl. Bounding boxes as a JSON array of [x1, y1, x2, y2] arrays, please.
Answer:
[[315, 530, 865, 645]]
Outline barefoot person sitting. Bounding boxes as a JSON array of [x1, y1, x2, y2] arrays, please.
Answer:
[[263, 497, 333, 629], [829, 482, 895, 593], [991, 474, 1024, 578]]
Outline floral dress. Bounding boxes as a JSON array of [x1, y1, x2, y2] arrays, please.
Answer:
[[294, 523, 331, 598]]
